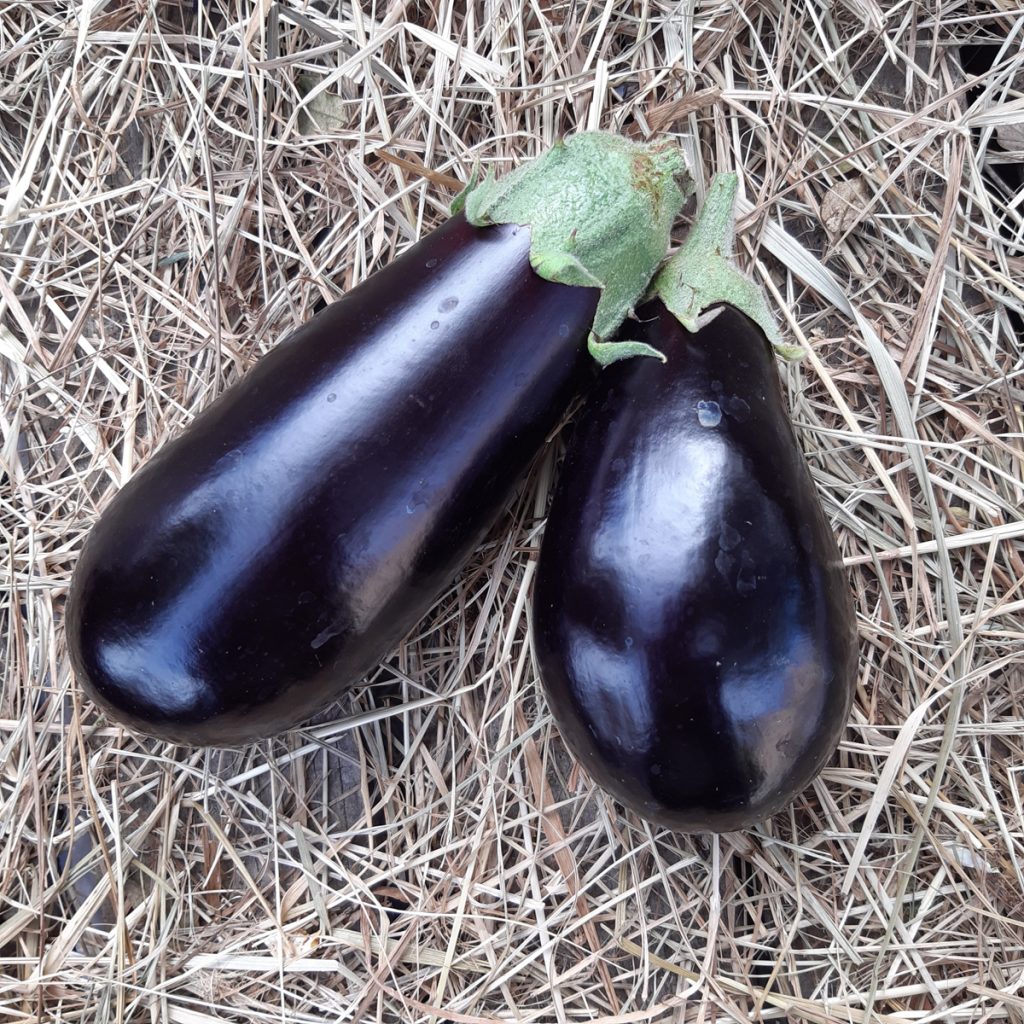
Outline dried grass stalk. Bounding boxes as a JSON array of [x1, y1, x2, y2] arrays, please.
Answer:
[[2, 1, 1023, 1021]]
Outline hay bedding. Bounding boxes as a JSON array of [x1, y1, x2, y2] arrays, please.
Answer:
[[1, 0, 1023, 1020]]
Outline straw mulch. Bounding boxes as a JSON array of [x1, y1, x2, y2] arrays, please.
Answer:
[[2, 1, 1023, 1021]]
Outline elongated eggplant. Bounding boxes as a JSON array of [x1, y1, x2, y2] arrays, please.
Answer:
[[532, 174, 857, 831], [66, 133, 690, 746]]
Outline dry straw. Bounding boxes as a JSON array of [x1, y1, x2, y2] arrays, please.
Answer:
[[2, 1, 1023, 1021]]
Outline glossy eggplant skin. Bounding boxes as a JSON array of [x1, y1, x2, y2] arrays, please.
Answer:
[[532, 302, 856, 832], [67, 214, 599, 745]]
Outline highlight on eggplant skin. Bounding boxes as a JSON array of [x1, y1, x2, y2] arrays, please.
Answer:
[[531, 302, 858, 832], [65, 132, 690, 747]]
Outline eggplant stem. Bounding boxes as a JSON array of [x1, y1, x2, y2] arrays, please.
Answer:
[[459, 131, 693, 365], [682, 172, 741, 265], [653, 172, 799, 360]]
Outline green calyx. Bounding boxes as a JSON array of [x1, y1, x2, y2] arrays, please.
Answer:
[[455, 132, 692, 366], [652, 172, 801, 361]]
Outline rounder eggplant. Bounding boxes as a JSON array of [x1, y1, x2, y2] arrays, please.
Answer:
[[66, 133, 690, 746], [532, 177, 857, 831]]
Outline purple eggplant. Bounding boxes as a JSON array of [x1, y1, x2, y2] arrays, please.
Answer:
[[65, 133, 689, 746], [531, 175, 857, 831]]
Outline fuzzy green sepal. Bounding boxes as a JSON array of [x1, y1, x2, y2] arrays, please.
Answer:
[[589, 338, 667, 363], [449, 170, 478, 216], [459, 132, 692, 365], [652, 173, 801, 361]]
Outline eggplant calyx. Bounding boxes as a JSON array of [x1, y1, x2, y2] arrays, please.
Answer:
[[589, 337, 666, 364], [459, 131, 692, 364], [449, 169, 479, 216], [653, 172, 802, 361]]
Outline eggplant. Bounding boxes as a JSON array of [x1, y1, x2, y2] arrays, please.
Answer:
[[66, 132, 689, 746], [532, 174, 857, 831]]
